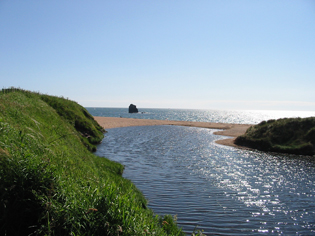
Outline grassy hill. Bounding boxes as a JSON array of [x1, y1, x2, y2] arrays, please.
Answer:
[[0, 88, 187, 235], [235, 117, 315, 156]]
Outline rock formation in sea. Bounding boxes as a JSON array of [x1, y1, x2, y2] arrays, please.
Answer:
[[128, 104, 138, 113]]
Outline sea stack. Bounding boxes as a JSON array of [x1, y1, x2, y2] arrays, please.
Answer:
[[128, 104, 138, 113]]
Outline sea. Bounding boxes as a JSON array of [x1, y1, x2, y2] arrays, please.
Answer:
[[86, 107, 315, 125], [88, 108, 315, 235]]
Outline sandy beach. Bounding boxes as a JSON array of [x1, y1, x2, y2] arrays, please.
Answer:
[[94, 116, 252, 148]]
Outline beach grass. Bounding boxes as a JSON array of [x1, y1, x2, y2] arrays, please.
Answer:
[[0, 88, 193, 235], [235, 117, 315, 156]]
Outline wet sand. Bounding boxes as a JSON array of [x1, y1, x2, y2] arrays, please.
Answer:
[[94, 116, 252, 148]]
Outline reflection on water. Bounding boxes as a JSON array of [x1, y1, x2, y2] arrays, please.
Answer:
[[87, 107, 315, 125], [95, 125, 315, 235]]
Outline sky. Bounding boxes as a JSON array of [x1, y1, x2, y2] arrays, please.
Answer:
[[1, 0, 315, 111]]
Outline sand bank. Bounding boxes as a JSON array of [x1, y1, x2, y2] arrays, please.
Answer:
[[94, 116, 252, 148]]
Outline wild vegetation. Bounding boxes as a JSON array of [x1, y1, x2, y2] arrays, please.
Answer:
[[0, 88, 194, 235], [235, 117, 315, 156]]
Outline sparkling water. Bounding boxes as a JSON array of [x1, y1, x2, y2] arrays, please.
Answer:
[[87, 107, 315, 124], [92, 108, 315, 235]]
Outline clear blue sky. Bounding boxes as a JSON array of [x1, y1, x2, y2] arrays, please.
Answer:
[[1, 0, 314, 110]]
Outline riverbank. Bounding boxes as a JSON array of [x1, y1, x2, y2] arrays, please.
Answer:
[[0, 89, 186, 235], [235, 117, 315, 156], [93, 116, 252, 148]]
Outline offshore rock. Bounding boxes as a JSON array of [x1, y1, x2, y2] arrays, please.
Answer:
[[128, 104, 138, 113]]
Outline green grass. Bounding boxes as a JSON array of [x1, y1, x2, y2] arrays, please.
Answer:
[[235, 117, 315, 156], [0, 88, 196, 235]]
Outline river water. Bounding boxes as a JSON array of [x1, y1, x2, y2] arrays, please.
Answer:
[[95, 125, 315, 235]]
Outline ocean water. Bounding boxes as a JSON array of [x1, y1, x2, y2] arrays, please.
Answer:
[[86, 107, 315, 124], [91, 108, 315, 235]]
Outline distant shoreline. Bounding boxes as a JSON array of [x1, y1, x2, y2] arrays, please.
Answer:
[[93, 116, 252, 148]]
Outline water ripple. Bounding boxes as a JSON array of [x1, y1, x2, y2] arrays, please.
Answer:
[[95, 125, 315, 235]]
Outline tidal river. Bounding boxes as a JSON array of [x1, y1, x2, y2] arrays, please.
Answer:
[[95, 125, 315, 235]]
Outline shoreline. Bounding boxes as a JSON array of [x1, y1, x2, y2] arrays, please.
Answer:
[[93, 116, 252, 148]]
